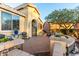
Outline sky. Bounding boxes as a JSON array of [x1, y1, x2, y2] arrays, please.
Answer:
[[5, 3, 79, 22]]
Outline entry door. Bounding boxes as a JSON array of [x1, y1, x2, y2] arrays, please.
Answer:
[[32, 20, 37, 36]]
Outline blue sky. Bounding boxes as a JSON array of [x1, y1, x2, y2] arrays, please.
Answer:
[[5, 3, 79, 22]]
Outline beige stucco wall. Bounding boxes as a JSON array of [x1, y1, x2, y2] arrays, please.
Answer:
[[19, 16, 26, 32], [17, 4, 43, 38], [17, 7, 28, 16], [37, 18, 43, 35], [27, 6, 43, 37]]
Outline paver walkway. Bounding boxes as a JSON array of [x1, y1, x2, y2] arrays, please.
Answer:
[[22, 36, 50, 56]]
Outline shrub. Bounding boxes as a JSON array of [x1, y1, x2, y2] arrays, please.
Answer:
[[0, 37, 9, 42]]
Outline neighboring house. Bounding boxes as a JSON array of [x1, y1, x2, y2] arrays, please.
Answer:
[[49, 22, 74, 32], [0, 3, 43, 38]]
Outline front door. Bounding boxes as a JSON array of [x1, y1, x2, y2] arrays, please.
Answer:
[[32, 20, 37, 36]]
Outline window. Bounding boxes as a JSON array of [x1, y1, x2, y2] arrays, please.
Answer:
[[12, 15, 19, 30], [1, 12, 12, 30], [1, 12, 20, 30]]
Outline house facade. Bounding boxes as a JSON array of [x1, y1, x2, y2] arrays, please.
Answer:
[[0, 3, 43, 38]]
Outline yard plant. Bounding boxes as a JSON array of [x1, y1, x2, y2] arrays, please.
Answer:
[[45, 7, 79, 38]]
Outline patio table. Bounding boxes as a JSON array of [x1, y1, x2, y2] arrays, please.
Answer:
[[0, 39, 24, 55]]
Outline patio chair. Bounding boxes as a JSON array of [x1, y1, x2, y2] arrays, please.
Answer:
[[50, 40, 67, 56], [21, 32, 27, 39]]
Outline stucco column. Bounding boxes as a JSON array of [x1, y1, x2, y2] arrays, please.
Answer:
[[36, 18, 43, 35], [27, 13, 32, 38], [26, 21, 31, 38]]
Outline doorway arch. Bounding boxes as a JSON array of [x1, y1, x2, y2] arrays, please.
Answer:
[[32, 20, 37, 36]]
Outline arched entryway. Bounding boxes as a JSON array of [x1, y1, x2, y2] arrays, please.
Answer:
[[32, 20, 37, 36]]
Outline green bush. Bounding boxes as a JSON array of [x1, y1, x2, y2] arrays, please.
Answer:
[[0, 37, 9, 43]]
